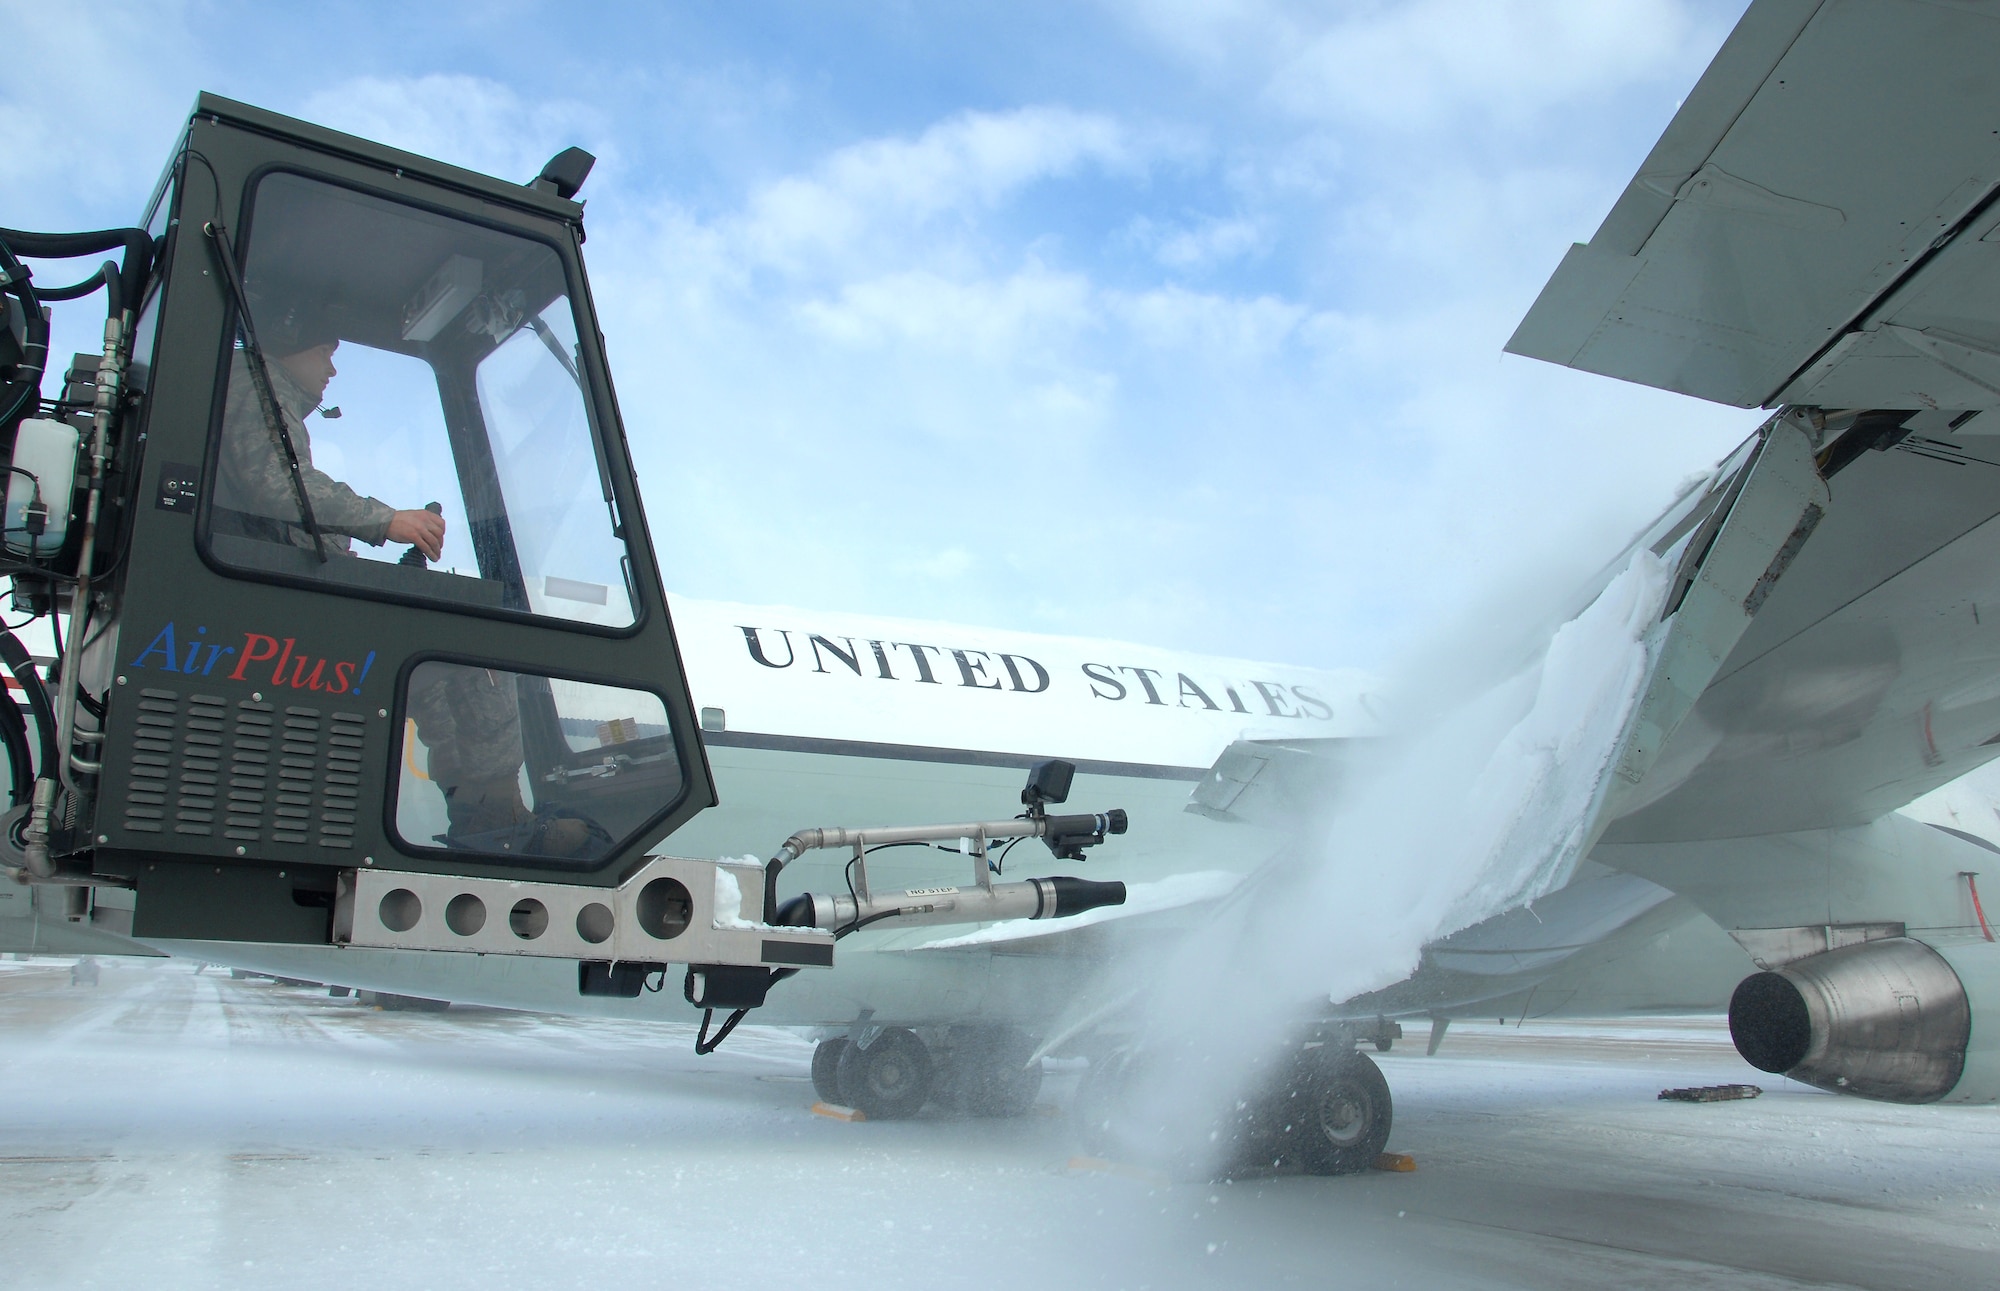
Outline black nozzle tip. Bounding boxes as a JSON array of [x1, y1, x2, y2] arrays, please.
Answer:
[[1047, 877, 1127, 918], [1106, 809, 1127, 834]]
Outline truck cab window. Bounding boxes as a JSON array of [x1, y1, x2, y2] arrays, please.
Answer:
[[207, 171, 636, 628], [394, 661, 676, 866]]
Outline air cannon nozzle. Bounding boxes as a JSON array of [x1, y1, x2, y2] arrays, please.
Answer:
[[1040, 876, 1126, 919]]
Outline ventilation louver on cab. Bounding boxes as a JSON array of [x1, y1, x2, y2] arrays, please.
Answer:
[[120, 689, 371, 852]]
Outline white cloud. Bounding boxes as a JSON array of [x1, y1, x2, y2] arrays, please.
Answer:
[[299, 75, 608, 191], [900, 547, 975, 580], [579, 48, 1757, 665], [1107, 0, 1712, 131], [0, 0, 200, 225], [1126, 213, 1270, 271], [1267, 0, 1703, 129], [1109, 285, 1306, 357], [733, 106, 1142, 272], [794, 266, 1096, 357]]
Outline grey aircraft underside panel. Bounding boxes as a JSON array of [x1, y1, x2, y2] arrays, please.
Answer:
[[1597, 809, 1999, 938], [1602, 437, 2000, 843], [1348, 890, 1755, 1023], [1507, 0, 2000, 410], [1420, 865, 1677, 978]]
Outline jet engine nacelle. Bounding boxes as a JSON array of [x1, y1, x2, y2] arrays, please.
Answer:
[[1728, 936, 2000, 1104]]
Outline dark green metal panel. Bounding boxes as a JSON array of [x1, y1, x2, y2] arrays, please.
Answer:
[[128, 857, 336, 943]]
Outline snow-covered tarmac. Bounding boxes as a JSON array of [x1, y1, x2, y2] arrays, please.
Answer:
[[2, 957, 1995, 1290]]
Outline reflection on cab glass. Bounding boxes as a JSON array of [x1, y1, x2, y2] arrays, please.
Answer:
[[210, 172, 635, 628], [395, 661, 677, 868]]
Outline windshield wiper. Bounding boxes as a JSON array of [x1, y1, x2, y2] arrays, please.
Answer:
[[528, 315, 582, 388], [203, 219, 328, 563]]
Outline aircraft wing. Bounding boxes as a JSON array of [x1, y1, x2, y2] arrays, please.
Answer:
[[1508, 0, 2000, 413], [1507, 0, 2000, 849]]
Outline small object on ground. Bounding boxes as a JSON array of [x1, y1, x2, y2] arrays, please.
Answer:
[[359, 991, 450, 1011], [1372, 1152, 1417, 1172], [811, 1101, 866, 1122], [1658, 1083, 1762, 1102]]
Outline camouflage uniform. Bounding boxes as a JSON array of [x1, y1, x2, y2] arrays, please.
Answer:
[[404, 663, 531, 834], [215, 351, 396, 552], [216, 350, 557, 847], [407, 662, 591, 855]]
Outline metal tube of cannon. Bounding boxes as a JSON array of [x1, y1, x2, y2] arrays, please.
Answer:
[[802, 876, 1126, 932]]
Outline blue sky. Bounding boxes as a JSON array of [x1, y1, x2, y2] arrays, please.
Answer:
[[7, 0, 1758, 670]]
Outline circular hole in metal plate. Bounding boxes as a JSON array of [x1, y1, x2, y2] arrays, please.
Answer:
[[378, 888, 422, 933], [635, 877, 692, 940], [509, 898, 549, 940], [445, 892, 486, 936], [576, 902, 614, 945]]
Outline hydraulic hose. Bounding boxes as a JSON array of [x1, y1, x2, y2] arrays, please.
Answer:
[[34, 260, 123, 305], [1, 225, 150, 427], [55, 304, 128, 786], [0, 236, 47, 428], [0, 227, 152, 313], [0, 629, 56, 778], [0, 669, 31, 806]]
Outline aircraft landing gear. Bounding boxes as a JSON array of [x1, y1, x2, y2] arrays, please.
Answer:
[[811, 1037, 850, 1104], [810, 1025, 1044, 1120], [1074, 1036, 1394, 1177], [836, 1027, 933, 1119], [937, 1026, 1042, 1117], [1289, 1045, 1392, 1175]]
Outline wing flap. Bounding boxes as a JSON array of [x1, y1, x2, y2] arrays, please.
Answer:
[[1603, 430, 2000, 843], [1602, 424, 1828, 821]]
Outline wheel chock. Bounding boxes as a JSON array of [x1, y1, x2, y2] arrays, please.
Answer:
[[1657, 1084, 1761, 1103], [1372, 1152, 1416, 1172], [811, 1102, 866, 1121]]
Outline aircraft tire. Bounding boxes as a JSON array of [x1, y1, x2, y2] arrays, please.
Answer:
[[836, 1027, 933, 1120], [1072, 1048, 1138, 1157], [1072, 1048, 1219, 1177], [811, 1038, 850, 1105], [1290, 1047, 1392, 1176], [962, 1028, 1042, 1118]]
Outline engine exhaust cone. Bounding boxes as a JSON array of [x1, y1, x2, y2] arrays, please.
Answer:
[[1729, 972, 1812, 1074]]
